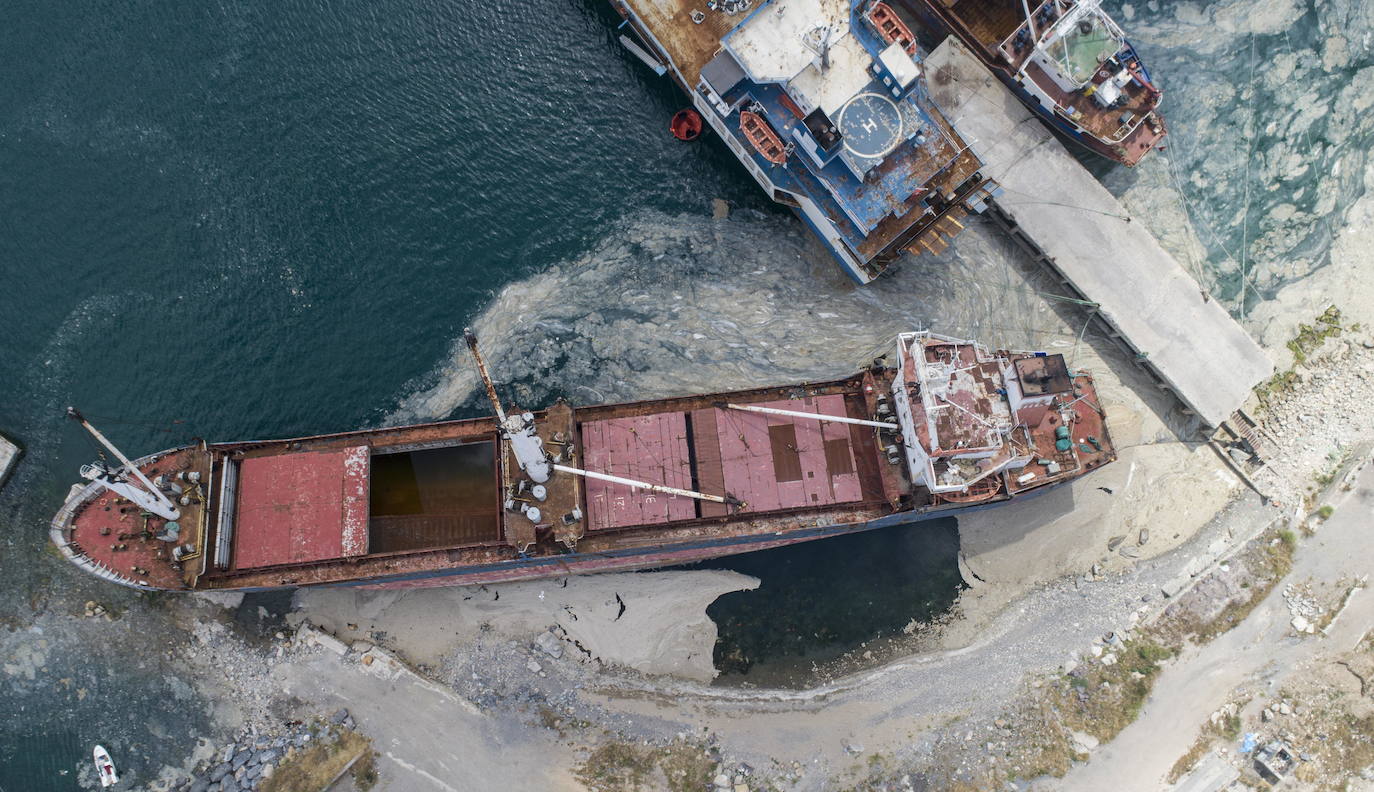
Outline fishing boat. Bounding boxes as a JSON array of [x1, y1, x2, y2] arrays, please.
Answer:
[[902, 0, 1165, 165], [51, 331, 1115, 592], [93, 745, 118, 788]]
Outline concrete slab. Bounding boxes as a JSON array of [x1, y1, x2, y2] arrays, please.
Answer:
[[0, 433, 20, 491], [924, 39, 1273, 428], [1172, 751, 1240, 792]]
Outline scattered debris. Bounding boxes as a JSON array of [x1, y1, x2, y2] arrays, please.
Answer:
[[534, 630, 564, 659]]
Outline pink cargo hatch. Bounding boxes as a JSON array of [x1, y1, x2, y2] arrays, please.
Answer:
[[232, 446, 370, 569]]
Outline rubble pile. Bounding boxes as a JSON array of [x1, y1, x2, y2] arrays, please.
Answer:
[[1281, 582, 1323, 634], [174, 716, 343, 792]]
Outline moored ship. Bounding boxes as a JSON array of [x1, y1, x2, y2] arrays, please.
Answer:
[[52, 331, 1115, 592], [609, 0, 1000, 284], [904, 0, 1165, 165]]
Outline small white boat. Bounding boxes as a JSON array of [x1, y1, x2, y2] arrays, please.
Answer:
[[93, 745, 118, 788]]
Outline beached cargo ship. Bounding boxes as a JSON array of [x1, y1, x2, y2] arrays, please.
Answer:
[[610, 0, 1000, 284], [904, 0, 1165, 165], [52, 331, 1115, 592]]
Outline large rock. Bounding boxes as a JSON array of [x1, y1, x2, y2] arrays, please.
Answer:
[[299, 623, 349, 655], [534, 630, 563, 659], [210, 763, 231, 782], [1071, 730, 1100, 754]]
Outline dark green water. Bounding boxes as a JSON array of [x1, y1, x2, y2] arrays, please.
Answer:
[[693, 518, 962, 685], [2, 0, 1371, 787], [0, 1, 765, 787]]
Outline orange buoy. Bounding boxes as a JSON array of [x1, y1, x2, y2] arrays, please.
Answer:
[[670, 109, 703, 141]]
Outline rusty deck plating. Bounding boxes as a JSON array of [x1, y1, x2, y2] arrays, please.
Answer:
[[52, 337, 1115, 592]]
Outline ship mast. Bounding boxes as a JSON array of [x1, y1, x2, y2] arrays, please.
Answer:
[[66, 408, 180, 521], [463, 331, 737, 509], [1021, 0, 1039, 45], [464, 329, 552, 484], [718, 402, 899, 429]]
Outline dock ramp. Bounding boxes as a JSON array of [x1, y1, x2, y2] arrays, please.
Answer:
[[924, 38, 1272, 430]]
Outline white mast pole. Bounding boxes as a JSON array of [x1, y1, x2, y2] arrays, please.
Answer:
[[67, 407, 180, 520], [1021, 0, 1039, 44], [719, 402, 898, 429], [551, 464, 737, 506]]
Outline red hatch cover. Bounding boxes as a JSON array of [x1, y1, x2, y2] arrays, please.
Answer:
[[232, 446, 370, 569], [710, 395, 863, 512], [581, 412, 696, 530]]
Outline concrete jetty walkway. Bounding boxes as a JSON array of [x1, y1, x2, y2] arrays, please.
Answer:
[[925, 38, 1272, 429]]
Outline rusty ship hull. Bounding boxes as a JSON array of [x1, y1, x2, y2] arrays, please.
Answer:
[[52, 334, 1116, 593], [900, 0, 1165, 166]]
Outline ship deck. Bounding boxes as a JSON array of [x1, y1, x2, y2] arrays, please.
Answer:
[[178, 374, 903, 590], [907, 0, 1164, 163], [616, 0, 988, 273], [612, 0, 748, 86], [579, 393, 876, 530], [1007, 368, 1113, 492], [1018, 59, 1163, 161], [721, 73, 981, 238], [58, 447, 211, 590], [929, 0, 1022, 52]]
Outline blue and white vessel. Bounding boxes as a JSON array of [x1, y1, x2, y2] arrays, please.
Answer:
[[611, 0, 1000, 284]]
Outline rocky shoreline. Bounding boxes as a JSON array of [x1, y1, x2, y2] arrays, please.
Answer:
[[179, 715, 329, 792]]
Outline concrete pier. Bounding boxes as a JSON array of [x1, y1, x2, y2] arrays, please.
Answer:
[[924, 38, 1273, 429]]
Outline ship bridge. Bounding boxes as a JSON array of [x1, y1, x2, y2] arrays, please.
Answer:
[[889, 331, 1114, 499], [701, 0, 977, 237]]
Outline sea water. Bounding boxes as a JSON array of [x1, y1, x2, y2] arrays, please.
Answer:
[[1, 0, 1371, 786]]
